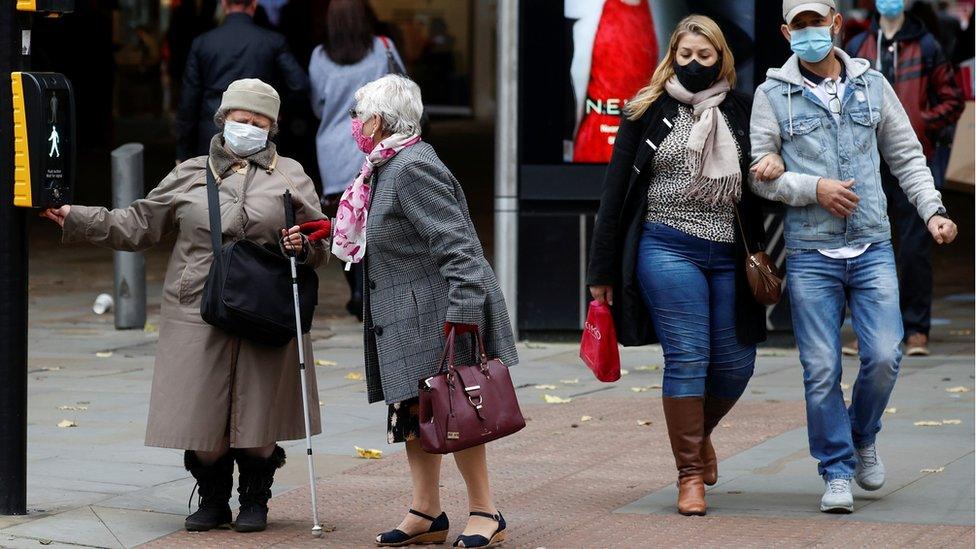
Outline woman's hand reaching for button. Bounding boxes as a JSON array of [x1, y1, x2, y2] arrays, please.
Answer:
[[40, 205, 71, 228]]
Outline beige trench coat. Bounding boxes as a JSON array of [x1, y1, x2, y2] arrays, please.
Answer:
[[63, 145, 325, 451]]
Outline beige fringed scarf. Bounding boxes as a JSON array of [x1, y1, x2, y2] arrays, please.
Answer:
[[664, 77, 741, 205]]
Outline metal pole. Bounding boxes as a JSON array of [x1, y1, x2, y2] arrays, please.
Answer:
[[0, 5, 28, 516], [111, 144, 146, 329], [494, 0, 519, 337]]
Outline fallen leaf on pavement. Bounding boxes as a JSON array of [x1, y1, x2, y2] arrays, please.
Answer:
[[915, 419, 963, 426], [884, 407, 897, 414], [634, 365, 660, 371], [345, 372, 363, 381], [354, 446, 383, 459], [649, 384, 662, 389], [946, 386, 971, 393], [840, 383, 851, 390], [631, 387, 649, 393], [57, 420, 77, 428], [95, 351, 113, 358], [920, 467, 945, 473], [560, 379, 580, 385], [637, 420, 652, 426], [39, 540, 53, 546], [543, 394, 572, 404], [143, 323, 158, 334], [580, 416, 593, 422], [57, 405, 88, 411], [41, 366, 62, 371], [534, 384, 557, 390], [315, 359, 337, 367], [619, 369, 629, 376]]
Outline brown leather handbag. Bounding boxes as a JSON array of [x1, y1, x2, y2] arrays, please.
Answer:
[[733, 205, 783, 306], [418, 327, 525, 454]]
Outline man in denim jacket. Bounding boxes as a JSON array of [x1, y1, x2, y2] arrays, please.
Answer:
[[750, 0, 957, 514]]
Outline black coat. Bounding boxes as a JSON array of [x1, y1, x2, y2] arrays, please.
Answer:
[[586, 90, 768, 347], [175, 13, 309, 160]]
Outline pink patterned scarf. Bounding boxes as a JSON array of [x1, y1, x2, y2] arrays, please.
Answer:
[[331, 132, 422, 266]]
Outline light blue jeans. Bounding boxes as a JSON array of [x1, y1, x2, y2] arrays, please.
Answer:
[[786, 241, 903, 480], [636, 223, 756, 399]]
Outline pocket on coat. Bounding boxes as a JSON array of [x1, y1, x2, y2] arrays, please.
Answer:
[[779, 115, 827, 161], [849, 108, 881, 153]]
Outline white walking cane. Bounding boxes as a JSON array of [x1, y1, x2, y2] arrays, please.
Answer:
[[283, 190, 323, 537]]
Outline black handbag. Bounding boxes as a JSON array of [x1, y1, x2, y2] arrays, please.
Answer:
[[199, 162, 318, 347]]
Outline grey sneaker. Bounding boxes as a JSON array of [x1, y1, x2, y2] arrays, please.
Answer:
[[855, 444, 886, 491], [820, 478, 854, 513]]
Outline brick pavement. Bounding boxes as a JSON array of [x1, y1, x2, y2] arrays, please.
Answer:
[[142, 396, 973, 548]]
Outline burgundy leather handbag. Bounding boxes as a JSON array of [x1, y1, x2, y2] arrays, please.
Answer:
[[418, 327, 525, 454]]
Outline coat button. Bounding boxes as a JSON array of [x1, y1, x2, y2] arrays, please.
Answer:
[[368, 279, 376, 290], [373, 325, 383, 337]]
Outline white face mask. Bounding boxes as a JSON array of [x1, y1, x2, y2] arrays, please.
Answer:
[[223, 120, 269, 156]]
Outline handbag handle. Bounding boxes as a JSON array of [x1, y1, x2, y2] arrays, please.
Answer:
[[436, 326, 489, 376]]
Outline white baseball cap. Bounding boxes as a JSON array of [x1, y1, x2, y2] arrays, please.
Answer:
[[783, 0, 837, 24]]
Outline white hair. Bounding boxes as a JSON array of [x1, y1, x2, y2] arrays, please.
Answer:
[[354, 74, 424, 136]]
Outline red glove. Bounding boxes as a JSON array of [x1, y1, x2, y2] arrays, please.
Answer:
[[299, 219, 332, 243], [444, 322, 478, 338]]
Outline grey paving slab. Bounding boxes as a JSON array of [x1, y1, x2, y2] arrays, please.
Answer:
[[617, 361, 975, 526], [0, 506, 124, 549], [87, 507, 184, 548]]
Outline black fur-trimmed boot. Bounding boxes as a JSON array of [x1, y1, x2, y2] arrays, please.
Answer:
[[183, 450, 234, 531], [233, 445, 286, 533]]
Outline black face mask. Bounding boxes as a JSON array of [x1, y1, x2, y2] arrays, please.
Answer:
[[673, 59, 721, 93]]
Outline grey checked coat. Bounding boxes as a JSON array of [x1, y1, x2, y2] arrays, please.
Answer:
[[362, 142, 518, 404]]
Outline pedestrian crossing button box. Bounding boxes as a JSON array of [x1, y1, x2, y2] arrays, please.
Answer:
[[11, 72, 75, 209]]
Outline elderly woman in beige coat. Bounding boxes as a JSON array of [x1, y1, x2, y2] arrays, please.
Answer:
[[41, 79, 326, 534]]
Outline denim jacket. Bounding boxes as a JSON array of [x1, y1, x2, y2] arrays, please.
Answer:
[[749, 48, 944, 250]]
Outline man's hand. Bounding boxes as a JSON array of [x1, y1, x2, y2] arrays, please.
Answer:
[[589, 285, 613, 306], [927, 215, 957, 244], [816, 178, 859, 218], [750, 154, 786, 182]]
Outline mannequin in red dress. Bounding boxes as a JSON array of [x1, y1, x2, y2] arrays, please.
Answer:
[[573, 0, 658, 163]]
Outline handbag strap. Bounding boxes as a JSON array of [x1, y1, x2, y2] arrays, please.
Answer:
[[205, 160, 222, 258], [379, 36, 406, 75], [731, 204, 755, 257]]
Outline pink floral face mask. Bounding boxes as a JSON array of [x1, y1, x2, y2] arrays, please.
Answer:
[[351, 117, 375, 154]]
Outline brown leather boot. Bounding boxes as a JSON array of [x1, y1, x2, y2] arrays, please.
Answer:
[[701, 396, 738, 486], [662, 396, 707, 516]]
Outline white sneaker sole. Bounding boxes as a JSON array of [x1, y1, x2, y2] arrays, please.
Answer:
[[820, 502, 854, 513], [905, 346, 930, 356]]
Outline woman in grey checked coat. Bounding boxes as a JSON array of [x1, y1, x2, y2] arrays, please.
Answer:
[[340, 75, 518, 548]]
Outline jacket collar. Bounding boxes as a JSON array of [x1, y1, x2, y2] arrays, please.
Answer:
[[208, 134, 278, 180], [223, 12, 254, 26], [766, 47, 871, 88]]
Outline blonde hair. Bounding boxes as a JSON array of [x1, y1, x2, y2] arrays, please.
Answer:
[[624, 14, 736, 121]]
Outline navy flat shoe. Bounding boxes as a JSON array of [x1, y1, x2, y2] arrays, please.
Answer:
[[453, 512, 506, 548], [376, 509, 449, 547]]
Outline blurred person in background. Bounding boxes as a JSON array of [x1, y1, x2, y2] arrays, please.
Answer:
[[844, 0, 964, 357], [309, 0, 405, 321], [175, 0, 308, 162]]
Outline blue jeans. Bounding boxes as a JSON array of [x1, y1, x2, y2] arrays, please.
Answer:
[[786, 242, 903, 480], [636, 223, 756, 399]]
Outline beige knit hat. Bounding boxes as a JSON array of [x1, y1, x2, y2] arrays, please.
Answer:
[[218, 78, 280, 121]]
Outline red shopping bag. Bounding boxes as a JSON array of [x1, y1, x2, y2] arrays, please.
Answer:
[[579, 301, 621, 382]]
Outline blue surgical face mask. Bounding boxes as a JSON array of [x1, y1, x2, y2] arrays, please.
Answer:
[[876, 0, 905, 19], [223, 120, 269, 157], [790, 24, 835, 63]]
